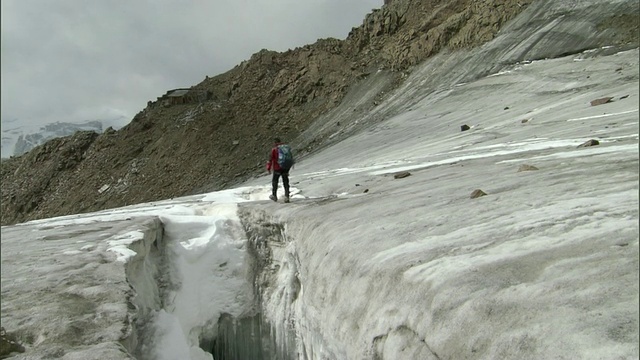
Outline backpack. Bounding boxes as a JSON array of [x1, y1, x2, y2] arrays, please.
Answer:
[[277, 144, 294, 169]]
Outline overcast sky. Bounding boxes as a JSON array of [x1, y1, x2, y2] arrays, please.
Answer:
[[1, 0, 381, 130]]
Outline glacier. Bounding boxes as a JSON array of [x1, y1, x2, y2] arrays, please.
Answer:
[[1, 45, 637, 359], [1, 1, 639, 358]]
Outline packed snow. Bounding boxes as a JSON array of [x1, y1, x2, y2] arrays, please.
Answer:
[[1, 47, 638, 360]]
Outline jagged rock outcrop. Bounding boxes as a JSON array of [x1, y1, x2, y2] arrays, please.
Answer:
[[1, 0, 638, 225]]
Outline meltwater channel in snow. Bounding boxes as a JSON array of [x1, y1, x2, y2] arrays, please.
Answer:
[[1, 48, 639, 359]]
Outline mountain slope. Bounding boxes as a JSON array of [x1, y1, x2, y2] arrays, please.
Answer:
[[1, 0, 638, 226]]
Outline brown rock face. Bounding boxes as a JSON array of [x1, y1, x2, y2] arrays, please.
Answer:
[[1, 131, 99, 225]]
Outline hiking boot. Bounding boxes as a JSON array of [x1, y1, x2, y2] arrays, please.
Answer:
[[269, 195, 277, 202], [284, 196, 290, 203]]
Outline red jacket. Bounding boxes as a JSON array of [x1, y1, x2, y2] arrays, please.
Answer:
[[266, 143, 283, 172]]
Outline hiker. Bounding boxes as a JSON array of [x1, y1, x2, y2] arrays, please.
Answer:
[[266, 138, 294, 203]]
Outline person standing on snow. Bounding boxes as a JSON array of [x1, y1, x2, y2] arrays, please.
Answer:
[[266, 138, 294, 203]]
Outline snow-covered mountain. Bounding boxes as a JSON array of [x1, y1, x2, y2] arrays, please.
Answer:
[[1, 117, 129, 158]]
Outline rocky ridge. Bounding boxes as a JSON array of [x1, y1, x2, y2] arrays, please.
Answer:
[[1, 0, 638, 225]]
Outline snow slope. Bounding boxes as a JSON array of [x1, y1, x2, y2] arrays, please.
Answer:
[[242, 47, 639, 359]]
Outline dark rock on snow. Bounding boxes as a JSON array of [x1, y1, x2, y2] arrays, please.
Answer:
[[394, 171, 411, 179], [470, 189, 488, 199], [577, 139, 600, 148]]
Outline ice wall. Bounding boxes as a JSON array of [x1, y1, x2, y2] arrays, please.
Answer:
[[239, 207, 342, 360], [120, 218, 165, 356]]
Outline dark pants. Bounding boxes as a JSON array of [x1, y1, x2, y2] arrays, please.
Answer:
[[272, 169, 290, 198]]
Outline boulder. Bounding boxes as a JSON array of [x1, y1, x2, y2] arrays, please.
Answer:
[[577, 139, 600, 148], [394, 171, 411, 179], [590, 97, 613, 106], [518, 164, 539, 172], [470, 189, 487, 199]]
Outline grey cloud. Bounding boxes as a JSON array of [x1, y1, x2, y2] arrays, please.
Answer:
[[1, 0, 381, 128]]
